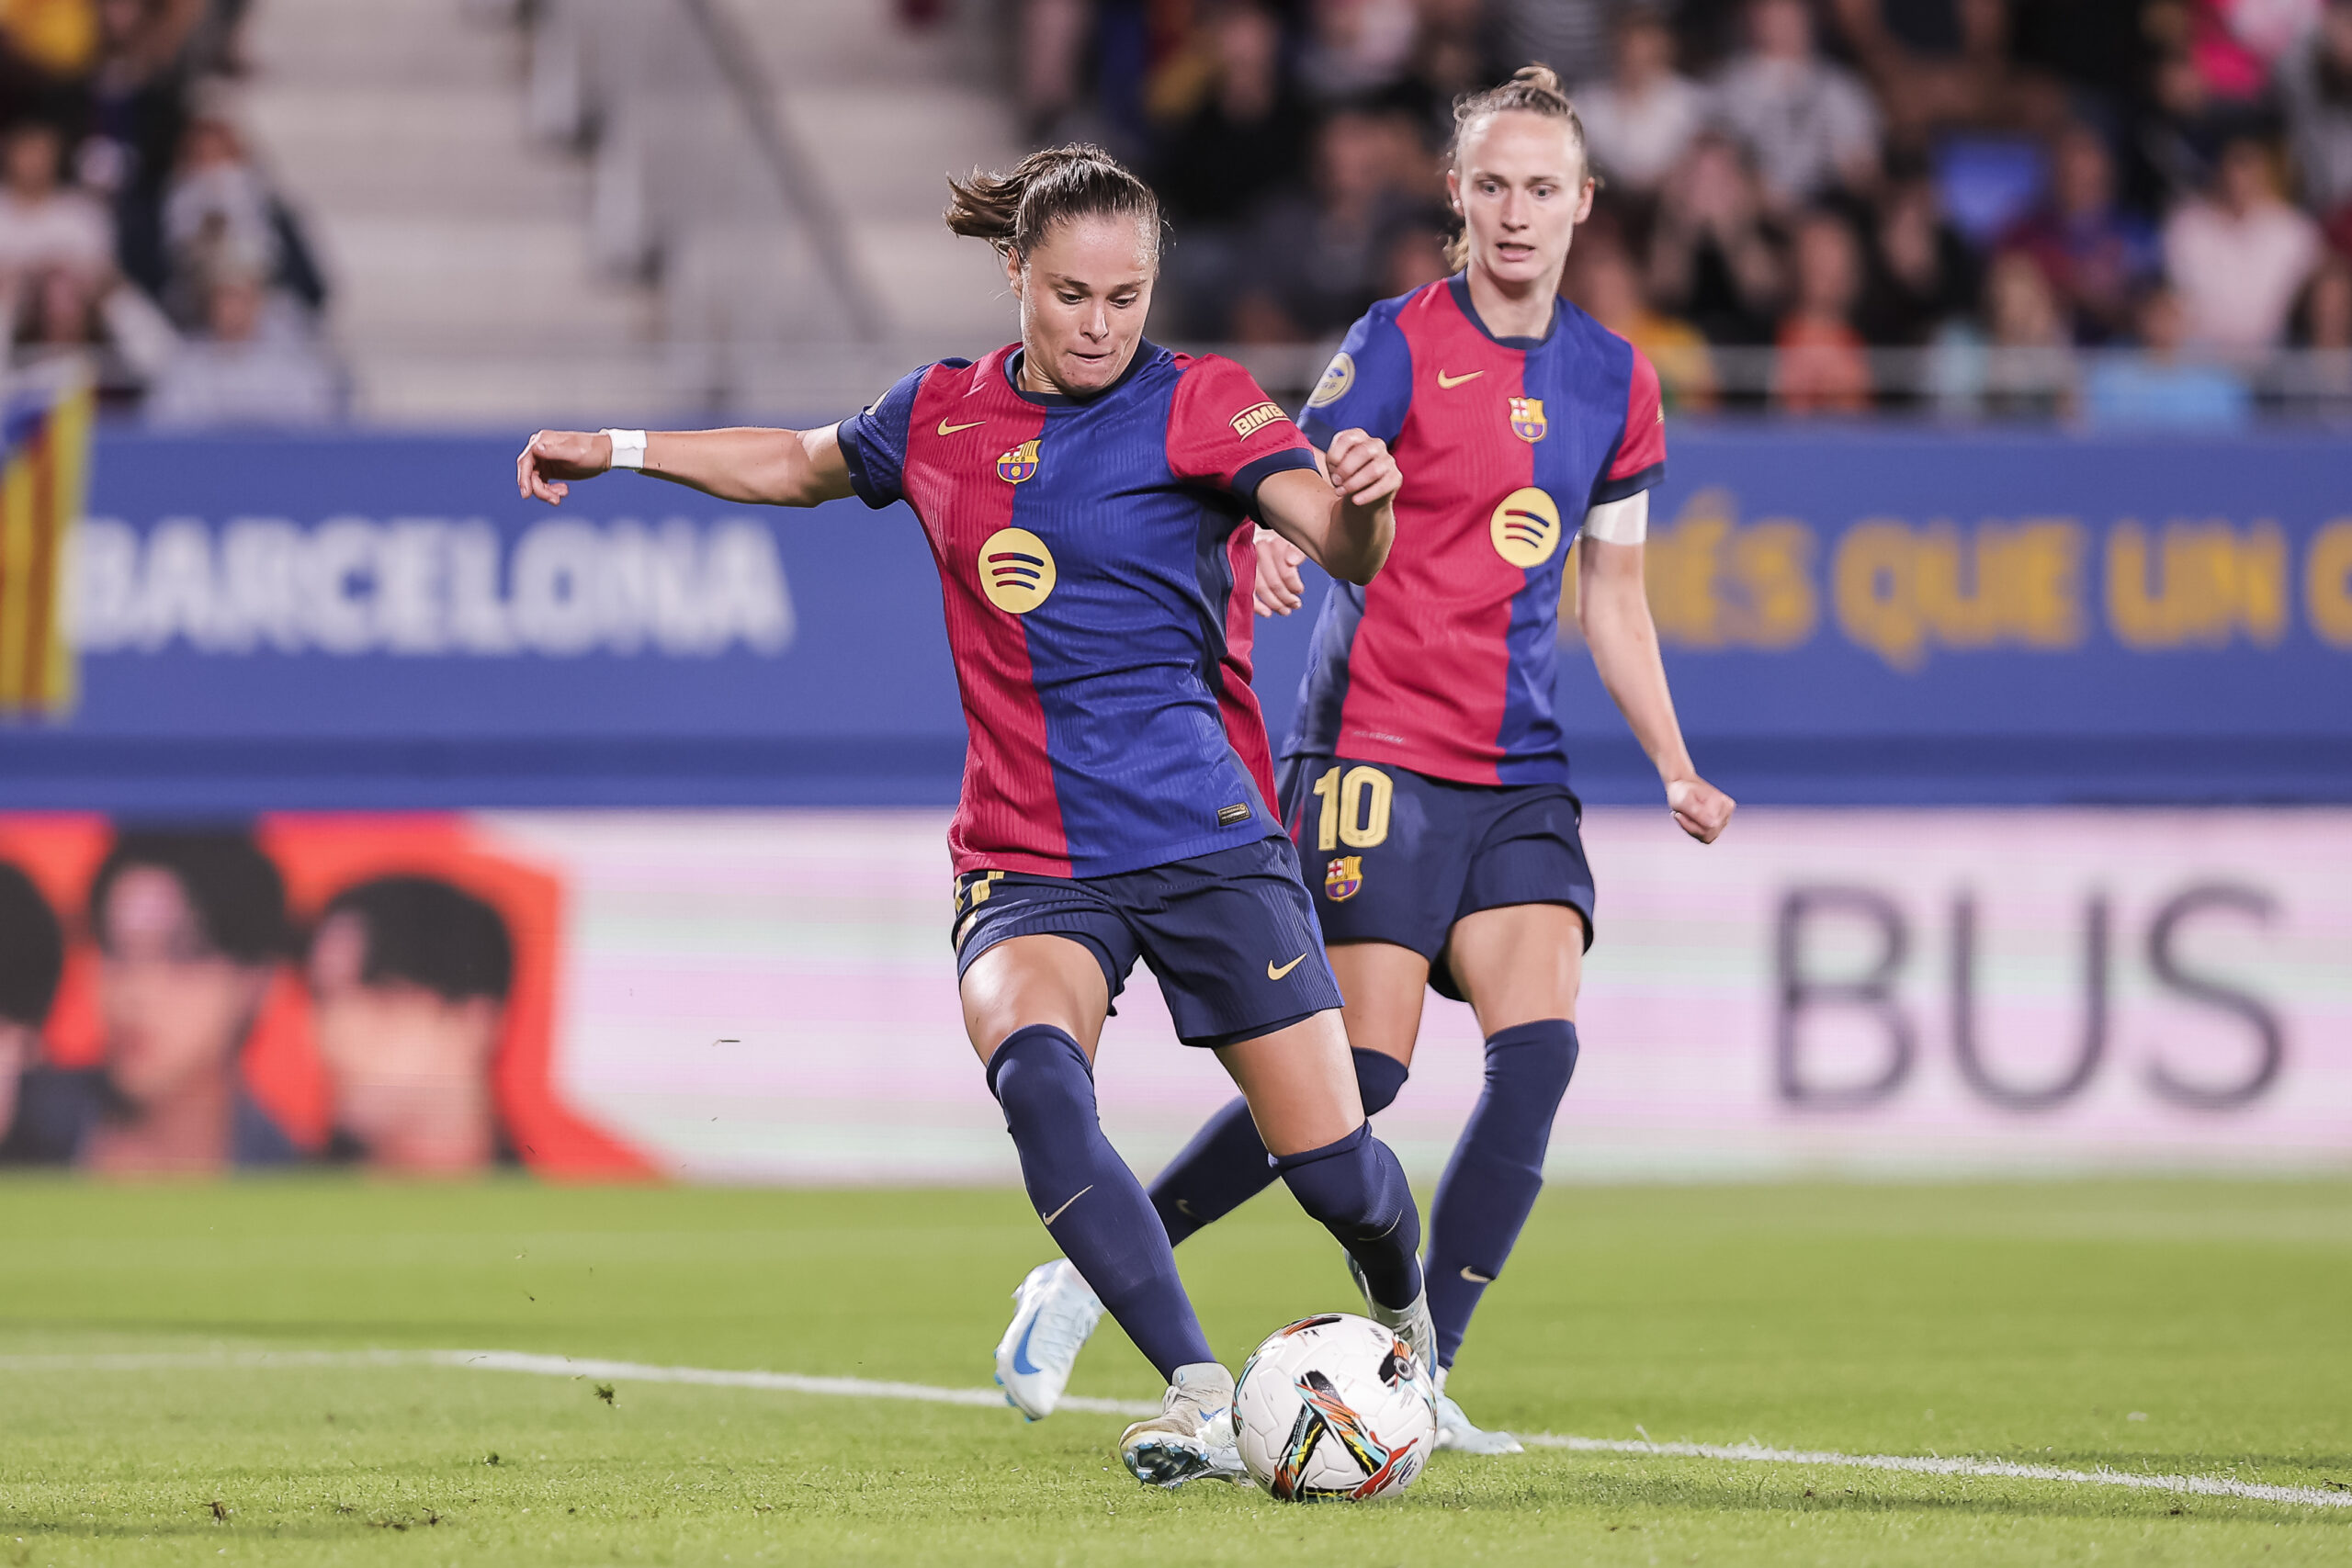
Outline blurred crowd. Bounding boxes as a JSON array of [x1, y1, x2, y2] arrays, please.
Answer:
[[0, 0, 336, 423], [1008, 0, 2352, 423]]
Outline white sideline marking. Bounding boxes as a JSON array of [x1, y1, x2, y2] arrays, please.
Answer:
[[0, 1348, 1156, 1419], [5, 1348, 2346, 1510], [1518, 1433, 2351, 1510], [438, 1348, 1159, 1418]]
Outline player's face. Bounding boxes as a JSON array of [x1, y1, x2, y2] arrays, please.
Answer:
[[96, 866, 271, 1108], [1007, 215, 1157, 398], [1449, 112, 1594, 293]]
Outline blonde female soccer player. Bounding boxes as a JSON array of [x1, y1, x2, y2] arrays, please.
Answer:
[[996, 73, 1735, 1454]]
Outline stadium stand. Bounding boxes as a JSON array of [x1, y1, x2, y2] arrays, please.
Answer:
[[33, 0, 2350, 426], [223, 0, 1028, 423], [0, 0, 332, 414], [241, 0, 654, 424], [1016, 0, 2352, 423]]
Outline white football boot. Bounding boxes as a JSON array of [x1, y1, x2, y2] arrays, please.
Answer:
[[1432, 1364, 1524, 1455], [1345, 1254, 1439, 1381], [993, 1259, 1103, 1420], [1118, 1361, 1249, 1489]]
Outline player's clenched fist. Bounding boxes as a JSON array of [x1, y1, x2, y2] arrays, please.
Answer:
[[1254, 529, 1308, 616], [1667, 775, 1736, 844], [1325, 428, 1401, 512], [515, 429, 611, 505]]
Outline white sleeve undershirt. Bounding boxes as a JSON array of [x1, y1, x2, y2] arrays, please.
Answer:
[[1580, 489, 1649, 546]]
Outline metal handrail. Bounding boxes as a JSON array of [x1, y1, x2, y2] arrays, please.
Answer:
[[525, 0, 881, 400], [673, 0, 883, 342]]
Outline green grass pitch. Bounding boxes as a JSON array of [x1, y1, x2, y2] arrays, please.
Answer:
[[0, 1176, 2346, 1565]]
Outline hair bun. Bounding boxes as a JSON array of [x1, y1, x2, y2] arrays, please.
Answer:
[[1441, 64, 1591, 270], [944, 143, 1163, 261]]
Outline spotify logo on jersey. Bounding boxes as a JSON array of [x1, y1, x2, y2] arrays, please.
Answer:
[[978, 527, 1057, 613], [1489, 487, 1562, 568]]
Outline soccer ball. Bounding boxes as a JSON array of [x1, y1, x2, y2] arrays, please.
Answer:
[[1231, 1313, 1437, 1502]]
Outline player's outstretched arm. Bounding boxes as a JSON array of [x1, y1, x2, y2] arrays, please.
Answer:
[[1578, 532, 1736, 844], [516, 425, 855, 508], [1252, 428, 1397, 586]]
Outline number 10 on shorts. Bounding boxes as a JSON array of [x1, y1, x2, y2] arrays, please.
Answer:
[[1310, 764, 1393, 851]]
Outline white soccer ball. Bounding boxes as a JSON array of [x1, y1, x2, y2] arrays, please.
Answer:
[[1231, 1312, 1437, 1502]]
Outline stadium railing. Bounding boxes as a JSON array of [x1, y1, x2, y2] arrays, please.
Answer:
[[522, 0, 882, 410], [39, 330, 2346, 427], [1195, 343, 2352, 423]]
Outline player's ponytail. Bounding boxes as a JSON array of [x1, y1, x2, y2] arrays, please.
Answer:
[[944, 143, 1163, 265], [1443, 63, 1592, 270]]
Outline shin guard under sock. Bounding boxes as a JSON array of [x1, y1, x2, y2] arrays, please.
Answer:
[[987, 1023, 1214, 1379], [1274, 1121, 1423, 1310], [1150, 1049, 1410, 1246], [1424, 1019, 1579, 1367]]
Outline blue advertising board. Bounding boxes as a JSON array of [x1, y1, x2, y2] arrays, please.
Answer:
[[1556, 426, 2352, 802], [1, 427, 2346, 810]]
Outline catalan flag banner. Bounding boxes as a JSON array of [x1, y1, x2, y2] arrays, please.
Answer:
[[0, 377, 93, 717]]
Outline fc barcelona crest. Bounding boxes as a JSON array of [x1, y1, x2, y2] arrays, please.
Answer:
[[996, 437, 1041, 483], [1324, 855, 1363, 901], [1508, 397, 1547, 443]]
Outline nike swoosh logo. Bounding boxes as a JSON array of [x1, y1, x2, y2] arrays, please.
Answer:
[[1176, 1199, 1196, 1217], [1267, 953, 1307, 980], [1010, 1314, 1046, 1376], [1040, 1185, 1092, 1225], [1436, 369, 1482, 389], [936, 418, 987, 435], [1460, 1266, 1493, 1283]]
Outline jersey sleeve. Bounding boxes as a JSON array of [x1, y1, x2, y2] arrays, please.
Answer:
[[834, 362, 936, 509], [1299, 302, 1412, 449], [1589, 345, 1666, 508], [1165, 355, 1319, 503]]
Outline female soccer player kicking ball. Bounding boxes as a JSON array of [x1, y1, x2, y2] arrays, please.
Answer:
[[997, 70, 1735, 1454], [518, 145, 1430, 1490]]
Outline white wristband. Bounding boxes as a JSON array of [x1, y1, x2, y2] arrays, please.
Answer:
[[1582, 490, 1648, 545], [603, 428, 648, 470]]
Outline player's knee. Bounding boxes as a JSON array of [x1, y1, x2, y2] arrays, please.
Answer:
[[1351, 1047, 1409, 1116], [986, 1023, 1096, 1129], [1274, 1122, 1414, 1242], [1485, 1019, 1577, 1111]]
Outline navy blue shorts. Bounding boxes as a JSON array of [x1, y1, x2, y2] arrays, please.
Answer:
[[1276, 753, 1595, 1002], [950, 835, 1345, 1047]]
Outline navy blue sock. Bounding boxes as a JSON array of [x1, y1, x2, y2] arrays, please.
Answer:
[[1151, 1050, 1409, 1247], [987, 1024, 1216, 1380], [1425, 1019, 1579, 1368], [1274, 1121, 1423, 1310]]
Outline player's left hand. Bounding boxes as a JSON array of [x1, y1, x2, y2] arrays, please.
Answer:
[[1254, 528, 1308, 616], [1325, 428, 1401, 512], [1667, 774, 1735, 844]]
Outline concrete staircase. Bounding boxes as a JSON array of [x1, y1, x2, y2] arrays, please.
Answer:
[[718, 0, 1024, 348], [236, 0, 1029, 426], [681, 0, 1032, 413], [240, 0, 667, 427]]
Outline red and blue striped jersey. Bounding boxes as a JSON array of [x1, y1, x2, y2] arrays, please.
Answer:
[[1291, 276, 1666, 786], [838, 342, 1320, 877]]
